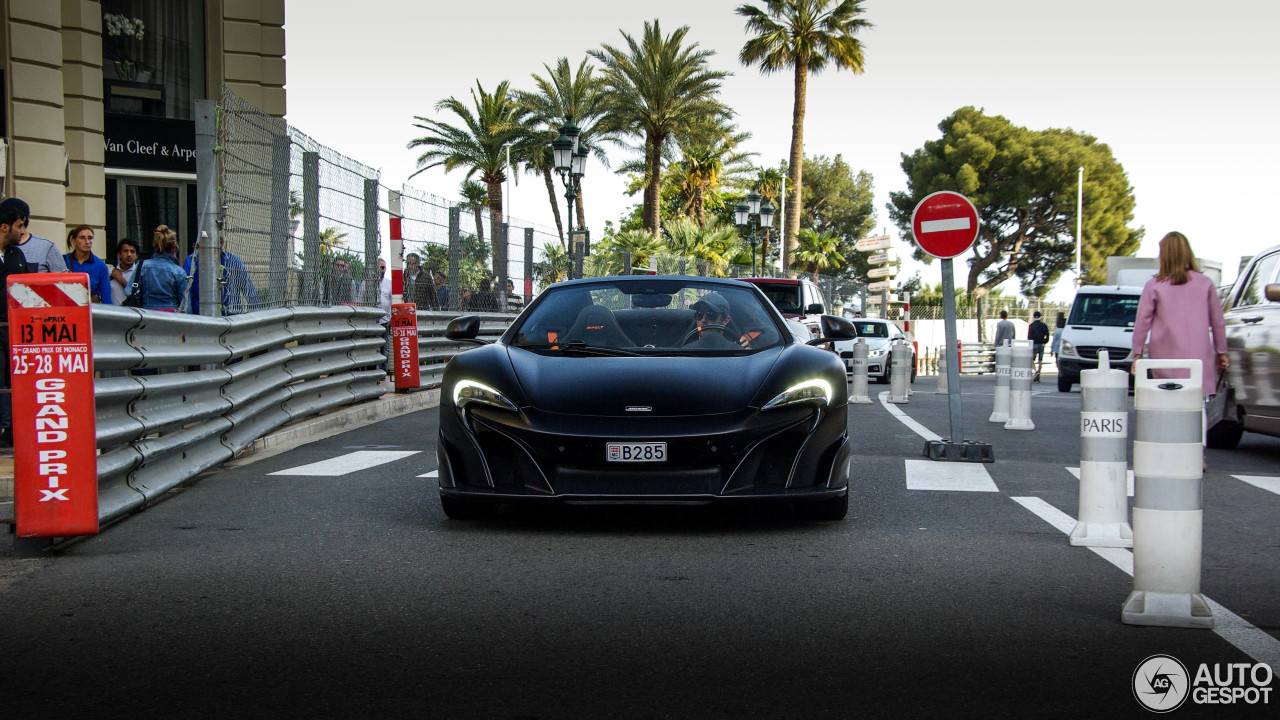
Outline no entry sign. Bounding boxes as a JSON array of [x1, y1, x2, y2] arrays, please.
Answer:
[[8, 273, 99, 537], [911, 191, 979, 259]]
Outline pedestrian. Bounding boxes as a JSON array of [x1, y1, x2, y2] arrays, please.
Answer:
[[184, 233, 261, 314], [993, 309, 1015, 347], [360, 258, 392, 370], [1028, 311, 1050, 382], [474, 279, 497, 312], [506, 278, 524, 312], [0, 197, 67, 274], [63, 225, 113, 303], [324, 256, 357, 305], [138, 231, 188, 311], [0, 203, 33, 448], [433, 270, 450, 310], [1130, 231, 1228, 469], [402, 253, 436, 309], [1050, 312, 1066, 358], [110, 238, 142, 305]]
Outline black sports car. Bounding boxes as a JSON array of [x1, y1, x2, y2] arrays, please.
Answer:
[[437, 276, 856, 520]]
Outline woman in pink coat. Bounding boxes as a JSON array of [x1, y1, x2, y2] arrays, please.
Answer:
[[1130, 232, 1229, 466]]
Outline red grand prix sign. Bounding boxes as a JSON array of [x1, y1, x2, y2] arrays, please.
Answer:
[[392, 303, 421, 390], [911, 191, 980, 259], [8, 273, 99, 537]]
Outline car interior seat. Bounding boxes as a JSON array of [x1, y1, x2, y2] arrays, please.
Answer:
[[565, 305, 636, 347]]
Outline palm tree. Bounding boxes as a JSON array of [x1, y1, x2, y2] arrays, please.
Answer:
[[408, 80, 527, 289], [738, 0, 871, 273], [516, 58, 611, 235], [663, 216, 741, 276], [458, 179, 488, 256], [591, 20, 731, 235], [794, 227, 846, 281], [532, 243, 573, 286], [610, 228, 666, 272], [753, 166, 786, 265], [671, 122, 755, 228]]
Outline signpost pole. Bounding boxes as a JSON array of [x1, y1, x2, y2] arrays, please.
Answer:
[[940, 258, 963, 442]]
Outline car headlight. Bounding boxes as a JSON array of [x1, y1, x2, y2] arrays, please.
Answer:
[[1060, 340, 1075, 356], [869, 348, 887, 357], [452, 380, 518, 412], [762, 379, 833, 411]]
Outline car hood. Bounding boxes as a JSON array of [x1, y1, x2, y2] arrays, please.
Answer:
[[834, 337, 892, 352], [506, 347, 781, 416]]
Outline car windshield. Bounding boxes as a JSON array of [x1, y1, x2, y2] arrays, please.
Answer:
[[852, 321, 888, 338], [1068, 294, 1140, 327], [756, 284, 801, 315], [509, 279, 784, 355]]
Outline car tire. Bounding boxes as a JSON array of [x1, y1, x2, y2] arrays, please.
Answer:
[[1205, 419, 1244, 450], [876, 359, 890, 384], [440, 495, 498, 520], [795, 491, 849, 521], [910, 356, 917, 384], [1058, 374, 1075, 393]]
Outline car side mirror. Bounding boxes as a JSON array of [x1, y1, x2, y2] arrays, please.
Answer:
[[445, 315, 487, 344], [808, 314, 856, 345], [806, 303, 825, 315], [1267, 284, 1280, 302]]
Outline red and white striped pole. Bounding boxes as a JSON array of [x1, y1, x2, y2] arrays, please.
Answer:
[[388, 216, 404, 305]]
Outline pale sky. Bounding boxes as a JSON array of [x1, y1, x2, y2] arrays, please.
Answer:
[[283, 0, 1280, 301]]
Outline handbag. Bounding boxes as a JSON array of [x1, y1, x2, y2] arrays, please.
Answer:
[[121, 260, 145, 307], [1205, 370, 1230, 427]]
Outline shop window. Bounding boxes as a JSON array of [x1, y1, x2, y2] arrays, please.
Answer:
[[101, 0, 205, 120]]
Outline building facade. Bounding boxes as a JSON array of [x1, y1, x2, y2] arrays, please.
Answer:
[[1, 0, 285, 261]]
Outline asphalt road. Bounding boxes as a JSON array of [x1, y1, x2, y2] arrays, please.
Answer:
[[1, 374, 1277, 719]]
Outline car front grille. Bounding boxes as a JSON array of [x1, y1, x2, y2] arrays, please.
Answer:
[[1077, 345, 1130, 361]]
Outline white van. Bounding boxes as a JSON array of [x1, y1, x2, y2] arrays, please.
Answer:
[[1056, 285, 1143, 392]]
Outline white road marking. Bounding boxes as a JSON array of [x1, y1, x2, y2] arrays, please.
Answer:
[[418, 470, 439, 478], [1011, 496, 1280, 670], [1066, 467, 1135, 497], [1231, 475, 1280, 497], [904, 459, 999, 492], [877, 391, 941, 441], [269, 450, 421, 476]]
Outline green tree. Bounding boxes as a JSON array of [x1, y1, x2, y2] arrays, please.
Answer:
[[408, 80, 527, 288], [458, 179, 488, 252], [532, 243, 573, 286], [794, 227, 845, 281], [516, 57, 611, 241], [669, 122, 755, 228], [887, 106, 1142, 298], [738, 0, 871, 273], [800, 153, 876, 281], [751, 165, 787, 266], [591, 20, 731, 235]]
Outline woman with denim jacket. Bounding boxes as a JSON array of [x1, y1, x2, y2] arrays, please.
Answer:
[[138, 232, 189, 311]]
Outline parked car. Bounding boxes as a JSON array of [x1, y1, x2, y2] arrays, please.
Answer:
[[739, 277, 830, 341], [832, 318, 916, 384], [437, 275, 857, 520], [1056, 285, 1142, 392], [1210, 245, 1280, 448]]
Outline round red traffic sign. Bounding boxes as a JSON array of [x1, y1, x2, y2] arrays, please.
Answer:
[[911, 191, 979, 259]]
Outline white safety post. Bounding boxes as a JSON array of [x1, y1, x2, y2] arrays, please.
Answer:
[[889, 339, 911, 404], [1004, 340, 1035, 430], [989, 340, 1012, 423], [848, 339, 872, 404], [1070, 351, 1133, 547], [1122, 359, 1213, 628], [935, 351, 948, 394]]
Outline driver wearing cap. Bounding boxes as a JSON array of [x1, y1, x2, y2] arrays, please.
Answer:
[[688, 292, 740, 349]]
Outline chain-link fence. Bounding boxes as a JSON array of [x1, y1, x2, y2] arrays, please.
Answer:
[[218, 87, 381, 312]]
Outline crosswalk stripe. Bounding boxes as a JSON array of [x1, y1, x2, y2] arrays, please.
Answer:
[[904, 458, 999, 492], [1011, 496, 1280, 669], [269, 450, 421, 476], [1065, 467, 1134, 497], [1231, 475, 1280, 497], [418, 470, 438, 478]]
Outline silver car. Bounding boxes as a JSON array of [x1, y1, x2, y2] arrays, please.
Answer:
[[833, 318, 916, 384], [1212, 244, 1280, 447]]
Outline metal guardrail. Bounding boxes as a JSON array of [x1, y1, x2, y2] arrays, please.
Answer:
[[960, 342, 997, 375], [91, 304, 391, 525]]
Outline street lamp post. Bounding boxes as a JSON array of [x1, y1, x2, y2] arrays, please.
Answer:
[[552, 120, 587, 279], [734, 190, 775, 277]]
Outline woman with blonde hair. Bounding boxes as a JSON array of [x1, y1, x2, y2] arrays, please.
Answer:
[[1130, 232, 1228, 465], [137, 228, 188, 311]]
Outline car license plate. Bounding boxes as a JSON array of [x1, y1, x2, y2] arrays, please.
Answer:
[[606, 442, 667, 462]]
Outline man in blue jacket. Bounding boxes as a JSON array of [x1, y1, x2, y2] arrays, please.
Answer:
[[184, 240, 261, 314]]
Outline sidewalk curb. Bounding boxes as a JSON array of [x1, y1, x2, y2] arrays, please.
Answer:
[[0, 384, 441, 512]]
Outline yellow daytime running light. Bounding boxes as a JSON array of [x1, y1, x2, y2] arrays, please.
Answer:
[[452, 380, 518, 411], [762, 379, 833, 410]]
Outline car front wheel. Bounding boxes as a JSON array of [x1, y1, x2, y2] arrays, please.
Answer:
[[1058, 374, 1075, 393]]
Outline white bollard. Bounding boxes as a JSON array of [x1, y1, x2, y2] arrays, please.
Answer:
[[1071, 351, 1133, 547], [889, 339, 911, 404], [935, 351, 948, 394], [989, 340, 1011, 423], [1122, 359, 1213, 629], [1004, 340, 1035, 430], [848, 339, 872, 404]]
